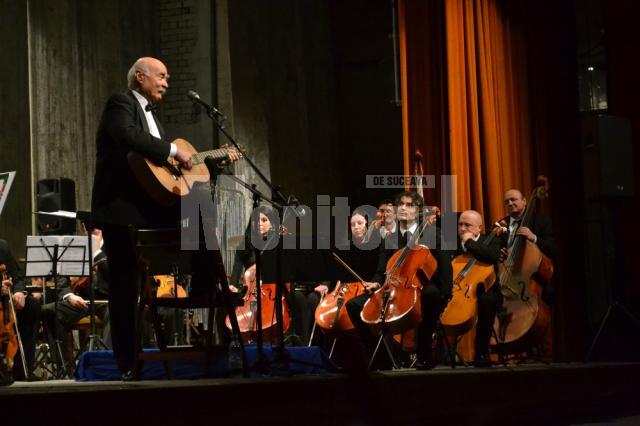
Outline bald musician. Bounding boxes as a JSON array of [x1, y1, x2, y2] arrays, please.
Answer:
[[451, 210, 506, 367], [501, 189, 556, 305]]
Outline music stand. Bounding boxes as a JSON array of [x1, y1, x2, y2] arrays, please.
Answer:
[[25, 234, 90, 378], [34, 211, 108, 353]]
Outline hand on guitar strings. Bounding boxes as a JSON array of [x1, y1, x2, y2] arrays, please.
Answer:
[[175, 148, 193, 170]]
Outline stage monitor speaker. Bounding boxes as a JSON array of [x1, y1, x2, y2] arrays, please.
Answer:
[[582, 114, 635, 199], [36, 178, 76, 235]]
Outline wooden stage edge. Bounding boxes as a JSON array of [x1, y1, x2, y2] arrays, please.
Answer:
[[2, 362, 639, 425]]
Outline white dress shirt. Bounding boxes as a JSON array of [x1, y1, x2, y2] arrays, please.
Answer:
[[132, 90, 177, 157]]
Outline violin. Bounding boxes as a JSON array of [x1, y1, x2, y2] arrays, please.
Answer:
[[224, 264, 291, 344], [493, 176, 553, 349], [440, 223, 506, 337]]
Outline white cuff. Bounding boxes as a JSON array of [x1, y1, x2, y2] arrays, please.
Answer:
[[62, 293, 73, 301], [169, 143, 177, 157]]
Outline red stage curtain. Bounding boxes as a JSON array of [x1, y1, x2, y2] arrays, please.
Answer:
[[400, 0, 537, 223]]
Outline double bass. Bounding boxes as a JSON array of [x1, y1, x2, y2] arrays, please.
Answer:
[[224, 264, 291, 344], [493, 177, 553, 350]]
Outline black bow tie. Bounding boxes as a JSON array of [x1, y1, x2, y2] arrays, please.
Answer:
[[145, 103, 157, 112]]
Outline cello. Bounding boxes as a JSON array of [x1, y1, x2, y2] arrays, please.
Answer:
[[492, 176, 553, 350], [386, 149, 439, 351], [314, 253, 367, 333], [440, 223, 506, 337], [360, 216, 438, 335], [224, 264, 291, 344]]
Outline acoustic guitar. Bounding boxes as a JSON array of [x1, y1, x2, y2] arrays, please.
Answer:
[[127, 138, 243, 206]]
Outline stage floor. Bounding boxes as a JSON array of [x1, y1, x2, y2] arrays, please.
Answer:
[[3, 362, 640, 425]]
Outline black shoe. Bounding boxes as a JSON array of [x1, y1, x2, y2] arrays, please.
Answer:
[[0, 371, 13, 386], [121, 370, 137, 381], [473, 354, 493, 368], [414, 359, 434, 371]]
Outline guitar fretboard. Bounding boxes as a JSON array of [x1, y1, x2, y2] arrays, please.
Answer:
[[192, 148, 230, 165]]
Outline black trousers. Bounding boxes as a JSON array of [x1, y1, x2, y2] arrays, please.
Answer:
[[417, 283, 502, 361], [306, 291, 323, 346], [101, 224, 140, 373], [13, 295, 41, 380], [416, 283, 446, 363], [41, 300, 111, 364], [345, 293, 372, 345], [102, 222, 221, 373], [346, 283, 501, 364], [287, 286, 309, 344], [475, 284, 502, 357]]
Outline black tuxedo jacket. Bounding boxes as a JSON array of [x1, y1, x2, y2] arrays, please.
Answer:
[[0, 239, 26, 294], [91, 90, 177, 227], [452, 232, 504, 265], [372, 223, 455, 298], [501, 213, 556, 260]]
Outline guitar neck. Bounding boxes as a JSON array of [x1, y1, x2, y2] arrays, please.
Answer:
[[192, 148, 229, 165]]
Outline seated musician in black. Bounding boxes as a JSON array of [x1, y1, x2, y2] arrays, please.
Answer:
[[345, 192, 451, 370], [311, 209, 379, 351], [501, 189, 556, 305], [229, 206, 279, 291], [227, 205, 311, 343], [41, 228, 111, 367], [452, 210, 506, 367], [0, 239, 42, 383]]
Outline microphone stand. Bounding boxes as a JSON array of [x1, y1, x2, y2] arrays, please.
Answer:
[[76, 211, 108, 352], [196, 98, 299, 374], [219, 174, 285, 374]]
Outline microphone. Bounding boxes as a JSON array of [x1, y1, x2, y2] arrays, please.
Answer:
[[288, 196, 306, 218], [186, 90, 222, 116]]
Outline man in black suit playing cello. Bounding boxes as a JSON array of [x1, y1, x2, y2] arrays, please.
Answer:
[[452, 210, 505, 367]]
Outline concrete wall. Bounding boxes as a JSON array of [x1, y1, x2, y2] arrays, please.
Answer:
[[0, 0, 32, 254], [158, 0, 217, 150], [28, 0, 157, 216], [0, 0, 156, 253], [223, 0, 402, 211]]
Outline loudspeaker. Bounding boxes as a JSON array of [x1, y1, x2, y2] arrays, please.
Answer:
[[36, 178, 76, 235], [582, 114, 635, 199]]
